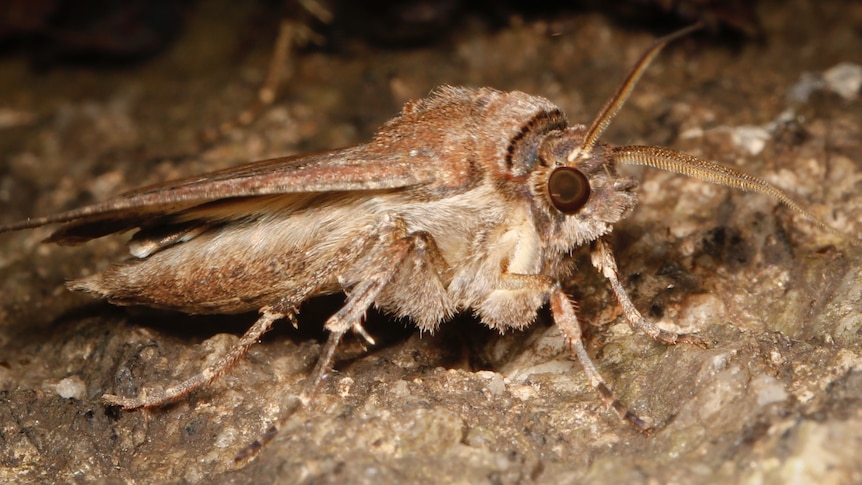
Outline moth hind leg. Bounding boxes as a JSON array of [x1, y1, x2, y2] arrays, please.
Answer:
[[102, 306, 290, 409]]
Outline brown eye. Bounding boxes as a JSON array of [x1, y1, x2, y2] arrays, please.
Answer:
[[548, 167, 590, 214]]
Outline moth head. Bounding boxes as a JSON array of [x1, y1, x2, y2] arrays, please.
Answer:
[[521, 22, 692, 251], [528, 126, 639, 250]]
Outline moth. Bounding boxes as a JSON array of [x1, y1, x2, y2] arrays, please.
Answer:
[[1, 24, 853, 455]]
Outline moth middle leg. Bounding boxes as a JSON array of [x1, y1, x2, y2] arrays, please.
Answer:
[[236, 225, 452, 460], [304, 227, 452, 403]]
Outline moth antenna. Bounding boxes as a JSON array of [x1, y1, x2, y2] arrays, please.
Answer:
[[568, 23, 702, 163], [613, 145, 859, 244]]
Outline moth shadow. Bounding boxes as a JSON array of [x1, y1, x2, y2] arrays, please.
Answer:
[[41, 295, 555, 379], [45, 293, 421, 352]]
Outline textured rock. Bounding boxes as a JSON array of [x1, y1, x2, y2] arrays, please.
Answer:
[[1, 1, 860, 483]]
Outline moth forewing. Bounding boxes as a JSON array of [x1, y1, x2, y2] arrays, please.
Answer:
[[5, 146, 440, 244]]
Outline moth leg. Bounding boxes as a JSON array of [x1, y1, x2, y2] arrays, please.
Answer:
[[351, 321, 376, 345], [235, 230, 433, 461], [591, 236, 707, 348], [304, 231, 434, 402], [550, 287, 652, 432], [201, 6, 329, 143], [299, 221, 436, 402], [102, 306, 290, 410], [234, 326, 347, 463], [496, 273, 556, 291]]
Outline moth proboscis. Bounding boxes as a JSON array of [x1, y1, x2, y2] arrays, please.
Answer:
[[1, 23, 856, 460]]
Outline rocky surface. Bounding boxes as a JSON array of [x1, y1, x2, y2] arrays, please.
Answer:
[[0, 1, 860, 483]]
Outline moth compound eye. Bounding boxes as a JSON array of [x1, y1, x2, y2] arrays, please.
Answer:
[[548, 167, 591, 214]]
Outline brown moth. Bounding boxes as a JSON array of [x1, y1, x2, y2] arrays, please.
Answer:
[[0, 24, 854, 456]]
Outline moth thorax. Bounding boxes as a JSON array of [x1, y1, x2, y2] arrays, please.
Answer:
[[504, 109, 568, 177]]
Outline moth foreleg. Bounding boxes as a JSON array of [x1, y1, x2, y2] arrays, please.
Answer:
[[102, 306, 290, 410], [550, 288, 652, 432], [591, 236, 708, 348]]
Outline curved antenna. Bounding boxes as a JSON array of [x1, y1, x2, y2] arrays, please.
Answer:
[[568, 23, 702, 163], [613, 145, 859, 244]]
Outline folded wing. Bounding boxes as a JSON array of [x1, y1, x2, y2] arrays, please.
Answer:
[[0, 145, 437, 244]]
